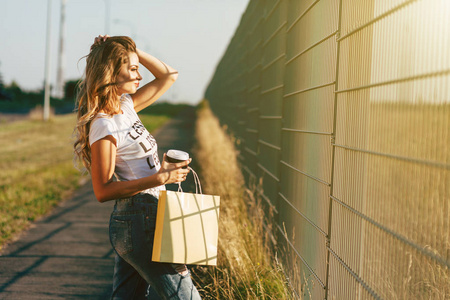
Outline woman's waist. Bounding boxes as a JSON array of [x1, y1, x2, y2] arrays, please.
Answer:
[[113, 192, 159, 213]]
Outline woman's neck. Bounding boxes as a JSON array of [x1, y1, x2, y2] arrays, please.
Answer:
[[98, 103, 123, 115]]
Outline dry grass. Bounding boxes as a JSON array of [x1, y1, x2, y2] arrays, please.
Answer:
[[191, 101, 294, 299]]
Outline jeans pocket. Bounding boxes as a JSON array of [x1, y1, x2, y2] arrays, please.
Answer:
[[109, 217, 133, 255]]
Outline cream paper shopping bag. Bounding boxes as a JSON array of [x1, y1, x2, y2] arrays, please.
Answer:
[[152, 190, 220, 265]]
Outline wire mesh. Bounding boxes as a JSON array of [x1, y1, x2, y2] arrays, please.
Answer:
[[205, 0, 450, 298]]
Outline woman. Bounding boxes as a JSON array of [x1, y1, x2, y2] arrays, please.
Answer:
[[74, 35, 201, 300]]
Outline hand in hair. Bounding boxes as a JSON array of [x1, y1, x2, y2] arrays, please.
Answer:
[[90, 34, 110, 50]]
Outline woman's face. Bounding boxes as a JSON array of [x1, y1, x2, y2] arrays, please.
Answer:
[[117, 52, 142, 95]]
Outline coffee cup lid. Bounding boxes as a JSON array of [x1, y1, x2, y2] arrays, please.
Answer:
[[167, 149, 189, 161]]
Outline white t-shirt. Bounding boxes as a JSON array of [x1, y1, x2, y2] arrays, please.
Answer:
[[89, 94, 165, 198]]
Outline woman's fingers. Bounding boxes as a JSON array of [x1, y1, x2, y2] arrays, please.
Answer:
[[175, 158, 192, 169], [158, 154, 192, 184], [163, 157, 192, 170], [93, 34, 110, 45], [174, 167, 190, 183]]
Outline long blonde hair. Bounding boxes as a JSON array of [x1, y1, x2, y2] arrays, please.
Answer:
[[74, 36, 136, 172]]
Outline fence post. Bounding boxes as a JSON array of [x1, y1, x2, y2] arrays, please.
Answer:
[[323, 0, 343, 298]]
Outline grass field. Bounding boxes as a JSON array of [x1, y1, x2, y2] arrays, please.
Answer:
[[0, 103, 187, 251], [0, 114, 83, 249]]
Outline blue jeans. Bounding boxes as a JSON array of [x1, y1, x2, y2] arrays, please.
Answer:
[[109, 193, 202, 300]]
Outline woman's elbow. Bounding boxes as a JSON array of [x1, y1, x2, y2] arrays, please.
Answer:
[[93, 187, 110, 203], [95, 193, 107, 203], [168, 71, 179, 82]]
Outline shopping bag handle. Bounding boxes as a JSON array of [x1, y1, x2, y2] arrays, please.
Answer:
[[177, 166, 203, 195]]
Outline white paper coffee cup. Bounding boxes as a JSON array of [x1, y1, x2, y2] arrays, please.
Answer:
[[166, 149, 189, 164]]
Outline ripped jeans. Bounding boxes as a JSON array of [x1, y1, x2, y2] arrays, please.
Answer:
[[109, 193, 202, 300]]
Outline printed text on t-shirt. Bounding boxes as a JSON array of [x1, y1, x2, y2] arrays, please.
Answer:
[[128, 120, 157, 154]]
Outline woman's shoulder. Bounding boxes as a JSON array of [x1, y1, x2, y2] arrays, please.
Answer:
[[89, 115, 119, 146], [90, 114, 116, 132]]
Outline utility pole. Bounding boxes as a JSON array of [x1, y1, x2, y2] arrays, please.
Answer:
[[55, 0, 66, 99], [43, 0, 52, 121]]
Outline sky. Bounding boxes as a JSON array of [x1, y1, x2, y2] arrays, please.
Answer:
[[0, 0, 250, 104]]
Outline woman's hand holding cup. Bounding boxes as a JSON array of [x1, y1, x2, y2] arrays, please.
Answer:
[[157, 151, 191, 184]]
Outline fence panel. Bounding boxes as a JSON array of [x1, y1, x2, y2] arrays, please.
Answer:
[[277, 0, 339, 298], [257, 0, 287, 213], [205, 0, 450, 299], [329, 1, 450, 299]]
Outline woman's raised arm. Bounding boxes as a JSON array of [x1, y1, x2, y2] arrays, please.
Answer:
[[132, 49, 179, 112]]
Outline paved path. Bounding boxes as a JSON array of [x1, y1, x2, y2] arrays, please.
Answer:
[[0, 107, 198, 300]]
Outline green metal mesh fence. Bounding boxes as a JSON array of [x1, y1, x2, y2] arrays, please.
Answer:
[[205, 0, 449, 299]]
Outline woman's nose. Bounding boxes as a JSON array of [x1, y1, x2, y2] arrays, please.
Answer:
[[137, 71, 142, 80]]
